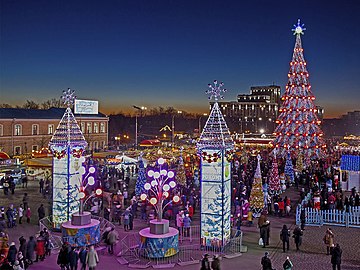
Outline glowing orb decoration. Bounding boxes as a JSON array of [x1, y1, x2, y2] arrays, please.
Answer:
[[292, 19, 306, 35], [169, 181, 176, 188], [173, 195, 180, 203], [79, 192, 86, 199], [154, 171, 160, 179], [160, 169, 167, 176], [167, 171, 175, 178], [151, 180, 157, 187], [88, 176, 95, 186], [150, 198, 157, 205], [163, 191, 169, 198], [89, 167, 96, 174], [140, 194, 147, 201], [80, 166, 86, 175], [163, 184, 170, 191], [144, 183, 151, 190], [95, 188, 102, 196], [158, 158, 165, 165], [148, 170, 154, 177]]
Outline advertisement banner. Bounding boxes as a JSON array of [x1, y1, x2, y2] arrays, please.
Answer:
[[74, 99, 99, 114]]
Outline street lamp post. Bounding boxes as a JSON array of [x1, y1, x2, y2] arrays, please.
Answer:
[[171, 110, 182, 146], [133, 105, 147, 149]]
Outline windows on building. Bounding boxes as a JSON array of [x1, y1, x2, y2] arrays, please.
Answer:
[[32, 145, 38, 151], [93, 123, 99, 133], [0, 124, 3, 136], [93, 141, 98, 149], [14, 146, 21, 155], [14, 124, 22, 136], [100, 122, 105, 133], [86, 123, 92, 134], [32, 124, 39, 135], [80, 122, 85, 133], [48, 124, 54, 135]]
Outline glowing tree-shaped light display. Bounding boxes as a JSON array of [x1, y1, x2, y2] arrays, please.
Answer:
[[284, 151, 295, 184], [49, 88, 88, 228], [135, 153, 147, 196], [141, 157, 180, 222], [176, 147, 187, 186], [268, 150, 281, 195], [249, 155, 265, 217], [271, 19, 326, 160]]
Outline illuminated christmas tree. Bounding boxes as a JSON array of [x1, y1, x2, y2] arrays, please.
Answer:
[[249, 155, 265, 216], [135, 153, 147, 196], [268, 150, 281, 195], [284, 151, 294, 184], [176, 148, 186, 186], [271, 19, 326, 160]]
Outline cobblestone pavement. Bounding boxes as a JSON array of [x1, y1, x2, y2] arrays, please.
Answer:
[[2, 181, 360, 269]]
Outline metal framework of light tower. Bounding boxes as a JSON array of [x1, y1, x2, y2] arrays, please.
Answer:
[[197, 80, 234, 247], [49, 89, 87, 229]]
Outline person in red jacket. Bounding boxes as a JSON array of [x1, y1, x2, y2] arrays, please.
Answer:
[[35, 231, 46, 262], [278, 199, 285, 217]]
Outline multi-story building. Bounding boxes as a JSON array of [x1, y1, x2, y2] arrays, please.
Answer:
[[211, 85, 281, 133], [0, 107, 109, 156]]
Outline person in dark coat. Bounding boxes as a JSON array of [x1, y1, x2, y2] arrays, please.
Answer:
[[292, 225, 303, 251], [57, 244, 70, 270], [261, 252, 272, 270], [19, 236, 27, 258], [26, 236, 36, 263], [200, 253, 210, 270], [211, 255, 221, 270], [69, 247, 79, 270], [7, 242, 17, 265], [331, 244, 342, 270], [37, 204, 45, 221], [280, 224, 290, 252], [300, 209, 306, 230], [78, 247, 87, 270]]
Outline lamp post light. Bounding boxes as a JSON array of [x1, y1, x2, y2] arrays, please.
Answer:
[[171, 110, 182, 147], [133, 106, 147, 149], [140, 157, 180, 222]]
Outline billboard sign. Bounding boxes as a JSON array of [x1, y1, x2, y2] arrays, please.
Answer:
[[74, 99, 98, 114]]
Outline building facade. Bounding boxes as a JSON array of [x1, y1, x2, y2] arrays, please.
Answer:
[[0, 108, 109, 156]]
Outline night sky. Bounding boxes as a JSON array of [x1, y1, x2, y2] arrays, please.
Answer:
[[1, 0, 359, 117]]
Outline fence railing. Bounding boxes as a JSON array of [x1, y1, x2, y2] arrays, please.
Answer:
[[117, 225, 243, 267], [296, 205, 360, 228]]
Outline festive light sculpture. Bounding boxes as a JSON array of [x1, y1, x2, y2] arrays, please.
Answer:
[[141, 157, 180, 222], [249, 154, 265, 217], [49, 88, 88, 229], [285, 151, 295, 184], [135, 152, 147, 196], [271, 19, 326, 160], [268, 149, 281, 195], [197, 80, 234, 247], [176, 147, 187, 186], [78, 157, 102, 215]]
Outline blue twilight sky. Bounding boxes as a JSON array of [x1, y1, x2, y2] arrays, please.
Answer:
[[0, 0, 359, 117]]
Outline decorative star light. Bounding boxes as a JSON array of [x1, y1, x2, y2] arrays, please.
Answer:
[[206, 80, 227, 101], [61, 88, 76, 107], [292, 19, 306, 35]]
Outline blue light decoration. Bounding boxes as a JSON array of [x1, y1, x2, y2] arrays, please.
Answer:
[[292, 19, 306, 35], [49, 88, 88, 229], [340, 155, 360, 172], [135, 152, 147, 196], [197, 80, 235, 248], [284, 151, 295, 184]]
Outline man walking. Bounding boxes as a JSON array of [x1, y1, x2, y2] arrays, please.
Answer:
[[331, 243, 342, 270], [38, 204, 45, 221], [261, 252, 273, 270], [280, 224, 290, 252]]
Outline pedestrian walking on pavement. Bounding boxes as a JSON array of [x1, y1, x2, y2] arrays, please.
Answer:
[[86, 245, 99, 270], [280, 224, 290, 252], [35, 231, 46, 262], [211, 254, 221, 270], [26, 236, 36, 264], [261, 252, 273, 270], [283, 256, 293, 270], [22, 193, 29, 211], [292, 225, 303, 251], [18, 205, 24, 224], [7, 242, 17, 265], [331, 243, 342, 270], [39, 178, 44, 194], [25, 208, 31, 224], [107, 228, 118, 254], [69, 247, 79, 270], [200, 253, 210, 270], [37, 204, 45, 221], [79, 247, 87, 270], [300, 208, 306, 230], [57, 244, 70, 270], [323, 228, 335, 255]]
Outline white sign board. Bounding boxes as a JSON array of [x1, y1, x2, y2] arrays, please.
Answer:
[[74, 99, 98, 114]]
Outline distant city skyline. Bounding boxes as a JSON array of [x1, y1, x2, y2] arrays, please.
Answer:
[[1, 1, 359, 118]]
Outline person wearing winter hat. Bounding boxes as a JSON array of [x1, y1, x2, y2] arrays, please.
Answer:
[[261, 252, 273, 270], [7, 242, 17, 265]]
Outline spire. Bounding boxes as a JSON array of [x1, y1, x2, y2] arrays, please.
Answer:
[[197, 81, 234, 150]]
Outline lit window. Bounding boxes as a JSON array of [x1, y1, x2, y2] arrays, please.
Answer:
[[32, 145, 38, 151], [14, 124, 22, 136], [14, 146, 21, 155], [32, 124, 39, 135], [80, 122, 85, 133], [93, 123, 99, 133], [48, 124, 54, 135], [86, 123, 92, 133], [0, 124, 3, 136]]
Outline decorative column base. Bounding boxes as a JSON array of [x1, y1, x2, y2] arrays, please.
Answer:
[[71, 211, 91, 226], [150, 219, 169, 235]]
